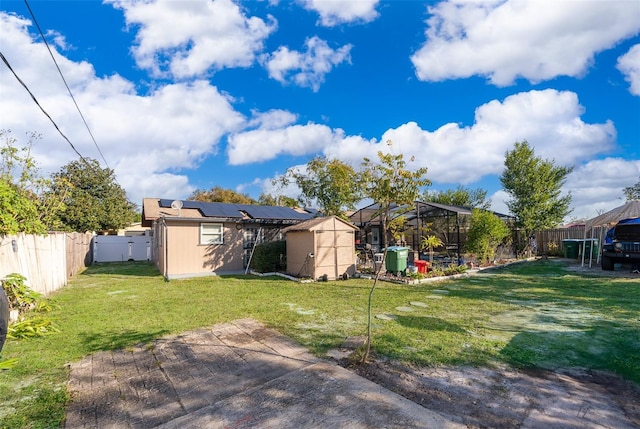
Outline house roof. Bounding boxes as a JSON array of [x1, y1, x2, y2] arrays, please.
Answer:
[[141, 198, 318, 227], [585, 200, 640, 229], [281, 215, 358, 233]]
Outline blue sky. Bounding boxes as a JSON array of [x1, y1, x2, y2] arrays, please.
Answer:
[[1, 0, 639, 221]]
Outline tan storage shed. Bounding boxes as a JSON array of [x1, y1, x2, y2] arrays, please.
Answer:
[[282, 216, 358, 280]]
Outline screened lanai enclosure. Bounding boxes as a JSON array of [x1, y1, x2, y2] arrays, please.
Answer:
[[349, 201, 515, 266]]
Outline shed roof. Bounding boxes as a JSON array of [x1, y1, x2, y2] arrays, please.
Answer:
[[281, 215, 358, 233]]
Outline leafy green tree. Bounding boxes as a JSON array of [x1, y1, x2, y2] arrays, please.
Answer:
[[623, 177, 640, 201], [282, 156, 361, 218], [0, 180, 45, 235], [358, 143, 430, 363], [189, 186, 256, 204], [49, 158, 136, 232], [361, 149, 430, 247], [500, 141, 573, 246], [0, 130, 48, 234], [388, 215, 409, 245], [466, 209, 511, 264], [424, 185, 490, 209]]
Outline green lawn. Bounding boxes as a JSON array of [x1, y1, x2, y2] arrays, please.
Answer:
[[1, 259, 638, 428]]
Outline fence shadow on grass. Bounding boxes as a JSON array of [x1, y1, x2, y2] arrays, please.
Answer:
[[80, 328, 170, 352], [81, 261, 161, 277]]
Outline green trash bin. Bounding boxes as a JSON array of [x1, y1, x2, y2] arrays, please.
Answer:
[[583, 239, 599, 258], [562, 239, 579, 258], [385, 246, 409, 274]]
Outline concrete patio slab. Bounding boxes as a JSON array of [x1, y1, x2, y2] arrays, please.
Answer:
[[66, 318, 463, 428]]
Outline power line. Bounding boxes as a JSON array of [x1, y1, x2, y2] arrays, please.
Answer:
[[0, 50, 87, 161], [23, 0, 110, 170]]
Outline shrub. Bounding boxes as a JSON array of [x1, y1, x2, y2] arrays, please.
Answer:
[[466, 209, 511, 264], [444, 264, 467, 275], [1, 273, 57, 340], [547, 241, 562, 257], [2, 273, 41, 313], [8, 318, 60, 340], [249, 240, 286, 273]]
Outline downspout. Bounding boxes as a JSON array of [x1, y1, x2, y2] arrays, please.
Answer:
[[456, 213, 461, 265], [161, 218, 169, 280], [333, 217, 339, 280]]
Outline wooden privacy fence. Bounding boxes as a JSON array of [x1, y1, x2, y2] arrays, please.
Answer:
[[535, 226, 607, 255], [0, 232, 93, 296]]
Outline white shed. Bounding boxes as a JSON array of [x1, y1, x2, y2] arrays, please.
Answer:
[[282, 216, 358, 280]]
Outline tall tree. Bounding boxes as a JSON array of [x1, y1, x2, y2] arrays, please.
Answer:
[[49, 158, 136, 232], [0, 130, 48, 234], [358, 144, 430, 362], [623, 176, 640, 201], [283, 156, 361, 218], [500, 141, 573, 244], [424, 185, 490, 209], [188, 186, 256, 204]]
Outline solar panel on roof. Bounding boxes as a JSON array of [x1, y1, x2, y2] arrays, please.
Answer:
[[158, 199, 315, 221], [159, 199, 201, 210], [199, 202, 244, 218]]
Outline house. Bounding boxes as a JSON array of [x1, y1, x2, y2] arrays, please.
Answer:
[[142, 198, 317, 279], [281, 216, 358, 280]]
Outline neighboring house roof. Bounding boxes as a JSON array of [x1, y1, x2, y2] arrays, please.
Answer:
[[281, 215, 358, 233], [585, 200, 640, 229], [141, 198, 317, 227]]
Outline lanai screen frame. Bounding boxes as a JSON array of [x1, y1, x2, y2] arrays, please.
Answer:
[[350, 201, 514, 264]]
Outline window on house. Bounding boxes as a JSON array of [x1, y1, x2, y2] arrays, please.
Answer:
[[200, 223, 223, 245]]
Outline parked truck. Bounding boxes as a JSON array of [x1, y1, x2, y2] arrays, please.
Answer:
[[601, 218, 640, 270]]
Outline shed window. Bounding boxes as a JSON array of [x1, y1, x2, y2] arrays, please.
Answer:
[[200, 223, 223, 245]]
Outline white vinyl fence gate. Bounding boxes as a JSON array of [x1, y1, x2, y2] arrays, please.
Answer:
[[93, 235, 151, 263]]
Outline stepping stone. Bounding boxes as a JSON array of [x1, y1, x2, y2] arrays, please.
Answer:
[[395, 306, 414, 312], [432, 290, 449, 294], [426, 295, 443, 299], [341, 336, 367, 349], [410, 301, 427, 308], [375, 314, 397, 320]]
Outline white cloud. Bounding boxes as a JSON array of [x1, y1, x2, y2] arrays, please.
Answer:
[[0, 11, 244, 206], [108, 0, 276, 78], [263, 36, 352, 91], [411, 0, 640, 86], [617, 44, 640, 96], [249, 89, 618, 220], [227, 122, 342, 165], [236, 172, 307, 207], [488, 190, 510, 218], [247, 109, 297, 129], [299, 0, 379, 26], [564, 158, 640, 220], [324, 89, 615, 185]]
